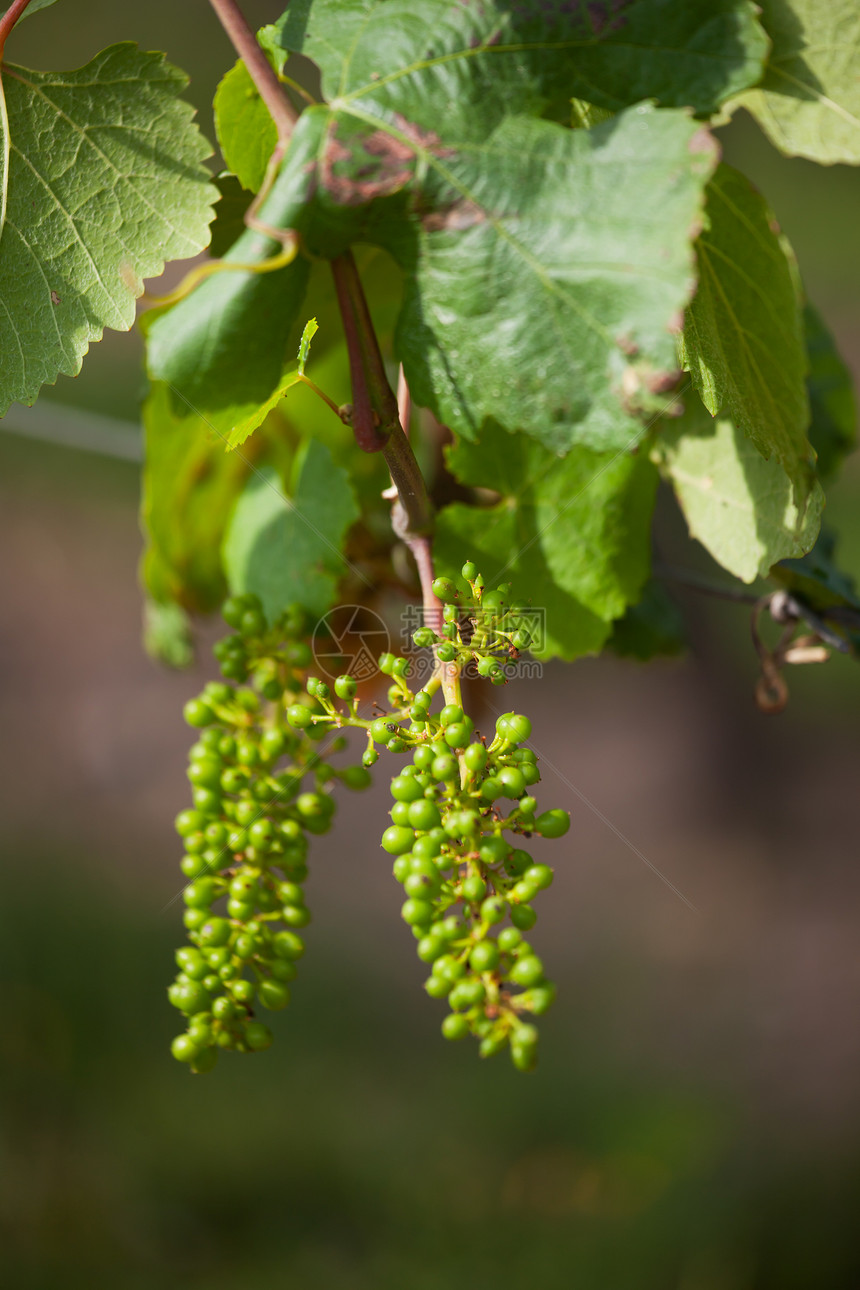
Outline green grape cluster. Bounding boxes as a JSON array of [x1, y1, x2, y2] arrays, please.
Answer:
[[169, 593, 371, 1074], [380, 705, 569, 1071], [411, 564, 536, 683]]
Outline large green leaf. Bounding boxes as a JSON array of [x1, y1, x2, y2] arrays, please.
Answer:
[[273, 0, 767, 120], [678, 163, 814, 502], [141, 382, 249, 614], [728, 0, 860, 164], [655, 393, 823, 583], [0, 44, 216, 415], [144, 126, 319, 436], [223, 441, 359, 622], [277, 101, 716, 453], [434, 422, 657, 660], [804, 303, 857, 482]]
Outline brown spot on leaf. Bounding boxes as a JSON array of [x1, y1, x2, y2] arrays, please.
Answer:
[[50, 290, 60, 305], [321, 116, 454, 207], [422, 199, 485, 233]]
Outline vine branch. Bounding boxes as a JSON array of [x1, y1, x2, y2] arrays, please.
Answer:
[[0, 0, 33, 59]]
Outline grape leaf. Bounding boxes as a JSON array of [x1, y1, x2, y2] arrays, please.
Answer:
[[143, 598, 194, 669], [276, 101, 715, 453], [804, 303, 857, 482], [655, 393, 823, 583], [434, 422, 657, 660], [272, 0, 767, 120], [144, 126, 320, 436], [141, 382, 250, 614], [0, 44, 216, 415], [214, 54, 279, 193], [728, 0, 860, 164], [678, 163, 814, 503], [223, 441, 359, 622]]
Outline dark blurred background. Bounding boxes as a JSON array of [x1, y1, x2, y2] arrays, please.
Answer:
[[2, 4, 860, 1288]]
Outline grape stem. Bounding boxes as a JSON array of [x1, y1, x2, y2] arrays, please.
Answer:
[[0, 0, 33, 58]]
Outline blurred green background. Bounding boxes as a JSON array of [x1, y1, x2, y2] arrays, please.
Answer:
[[2, 5, 860, 1288]]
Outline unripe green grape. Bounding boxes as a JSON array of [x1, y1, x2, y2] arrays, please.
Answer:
[[443, 721, 472, 750], [404, 871, 440, 900], [442, 603, 459, 625], [212, 996, 236, 1020], [512, 879, 539, 905], [282, 904, 311, 928], [432, 577, 459, 604], [425, 975, 453, 999], [191, 787, 221, 815], [498, 926, 522, 953], [432, 954, 466, 983], [272, 930, 304, 960], [175, 809, 206, 837], [382, 825, 415, 855], [506, 849, 534, 876], [510, 954, 544, 987], [442, 1012, 470, 1040], [391, 775, 424, 803], [168, 981, 210, 1015], [527, 864, 554, 890], [479, 1031, 507, 1059], [183, 878, 219, 909], [480, 896, 506, 925], [205, 946, 231, 969], [510, 1040, 538, 1072], [180, 853, 208, 880], [232, 800, 257, 828], [371, 718, 399, 745], [269, 958, 298, 982], [234, 934, 257, 960], [175, 948, 208, 980], [417, 935, 446, 963], [445, 809, 480, 838], [340, 765, 372, 790], [497, 767, 526, 798], [461, 874, 487, 904], [258, 979, 291, 1011], [198, 917, 231, 947], [227, 828, 248, 853], [286, 704, 314, 729], [190, 1046, 219, 1074], [461, 560, 478, 582], [439, 704, 464, 728], [218, 961, 240, 981], [231, 979, 255, 1005], [408, 799, 442, 831], [436, 642, 456, 663], [431, 754, 459, 782], [244, 1021, 274, 1051], [171, 1034, 199, 1063], [390, 801, 412, 826], [517, 796, 537, 818], [481, 778, 503, 802], [469, 940, 500, 972], [277, 880, 304, 907], [188, 755, 223, 788], [495, 712, 532, 744], [520, 762, 541, 786], [401, 898, 434, 927], [413, 833, 444, 860], [412, 627, 436, 648], [184, 698, 215, 728], [449, 978, 486, 1010], [183, 908, 209, 931], [510, 903, 537, 931], [535, 809, 570, 838], [463, 742, 488, 774], [479, 836, 509, 866], [519, 984, 556, 1015]]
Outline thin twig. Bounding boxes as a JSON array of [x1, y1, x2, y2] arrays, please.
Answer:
[[654, 561, 759, 604], [207, 0, 297, 145], [0, 0, 34, 58]]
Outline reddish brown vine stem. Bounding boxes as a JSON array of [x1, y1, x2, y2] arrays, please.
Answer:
[[207, 0, 297, 145], [0, 0, 34, 59]]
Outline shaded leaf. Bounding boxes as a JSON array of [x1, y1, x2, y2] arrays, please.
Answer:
[[804, 302, 857, 482], [141, 381, 249, 614], [0, 44, 216, 414], [143, 598, 194, 669], [434, 421, 657, 660], [223, 440, 359, 622], [144, 124, 320, 437], [655, 392, 823, 583], [728, 0, 860, 164], [279, 101, 715, 453], [273, 0, 767, 120], [214, 53, 279, 193], [209, 173, 252, 258], [679, 163, 814, 502]]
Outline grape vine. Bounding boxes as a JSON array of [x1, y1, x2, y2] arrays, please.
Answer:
[[1, 0, 858, 1080]]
